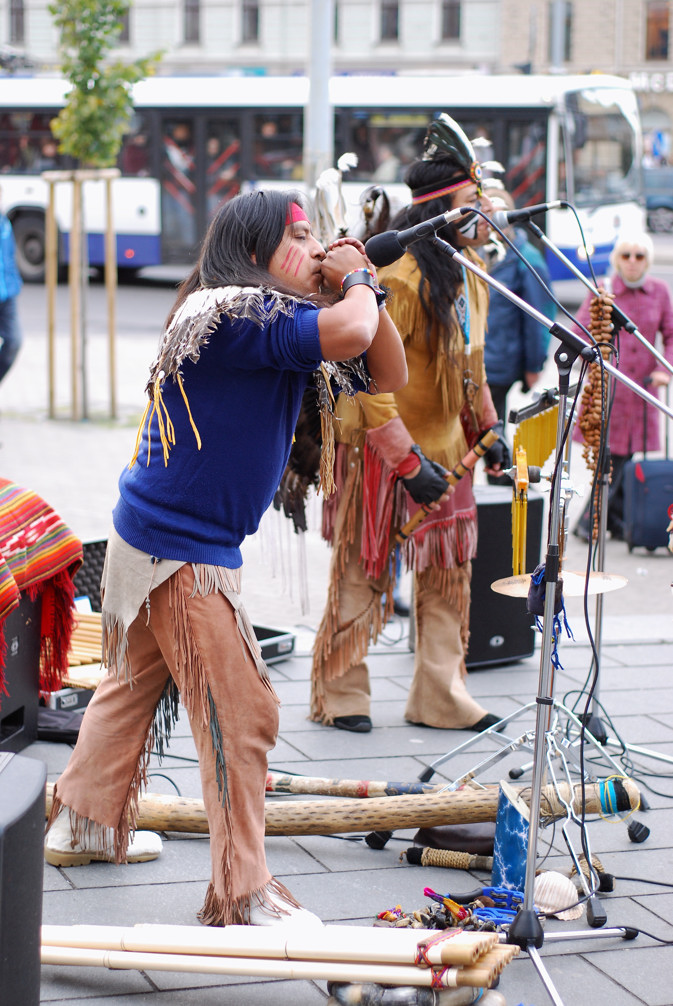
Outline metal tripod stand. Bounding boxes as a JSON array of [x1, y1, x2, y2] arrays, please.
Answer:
[[526, 220, 673, 773], [415, 232, 673, 1005]]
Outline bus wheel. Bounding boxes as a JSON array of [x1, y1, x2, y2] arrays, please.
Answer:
[[12, 213, 48, 283]]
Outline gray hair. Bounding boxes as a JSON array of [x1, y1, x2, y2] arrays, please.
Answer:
[[610, 230, 654, 272]]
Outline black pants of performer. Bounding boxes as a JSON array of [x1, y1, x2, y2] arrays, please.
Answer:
[[573, 453, 632, 541]]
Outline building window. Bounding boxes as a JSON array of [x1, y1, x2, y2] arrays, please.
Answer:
[[548, 1, 572, 63], [118, 9, 130, 44], [9, 0, 24, 45], [441, 0, 460, 40], [184, 0, 200, 43], [242, 1, 260, 43], [646, 0, 669, 60], [380, 1, 399, 41]]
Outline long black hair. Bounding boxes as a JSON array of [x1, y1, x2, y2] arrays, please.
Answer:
[[167, 188, 313, 325], [390, 155, 467, 349]]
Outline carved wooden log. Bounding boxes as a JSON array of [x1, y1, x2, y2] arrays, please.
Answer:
[[45, 778, 640, 837]]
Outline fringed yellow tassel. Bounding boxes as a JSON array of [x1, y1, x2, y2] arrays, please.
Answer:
[[318, 363, 337, 497], [319, 408, 336, 497], [177, 373, 202, 450], [128, 376, 202, 472], [152, 385, 173, 467], [128, 400, 151, 470]]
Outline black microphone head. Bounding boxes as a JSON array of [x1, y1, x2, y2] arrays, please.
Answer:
[[364, 230, 405, 268], [491, 210, 510, 230]]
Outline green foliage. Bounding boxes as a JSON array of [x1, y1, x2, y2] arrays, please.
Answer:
[[48, 0, 161, 167]]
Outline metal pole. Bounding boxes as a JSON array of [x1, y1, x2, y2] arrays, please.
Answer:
[[45, 179, 57, 419], [304, 0, 334, 190], [549, 0, 566, 71], [105, 175, 117, 419], [69, 176, 82, 421]]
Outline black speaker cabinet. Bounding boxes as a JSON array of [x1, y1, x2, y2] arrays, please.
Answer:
[[0, 751, 46, 1006], [465, 485, 544, 669], [0, 594, 42, 752]]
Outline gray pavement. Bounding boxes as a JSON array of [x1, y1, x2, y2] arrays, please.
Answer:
[[3, 273, 673, 1006]]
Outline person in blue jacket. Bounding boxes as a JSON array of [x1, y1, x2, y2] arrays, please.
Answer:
[[483, 186, 554, 425], [0, 194, 23, 385], [44, 189, 407, 930]]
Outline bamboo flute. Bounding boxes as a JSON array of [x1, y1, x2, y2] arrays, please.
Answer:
[[40, 945, 497, 988], [266, 771, 444, 798]]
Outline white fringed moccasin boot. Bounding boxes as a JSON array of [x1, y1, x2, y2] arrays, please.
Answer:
[[45, 807, 163, 867]]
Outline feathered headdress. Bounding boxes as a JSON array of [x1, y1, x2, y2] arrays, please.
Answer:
[[422, 112, 483, 192]]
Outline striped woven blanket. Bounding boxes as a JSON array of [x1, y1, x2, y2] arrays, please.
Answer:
[[0, 478, 83, 694]]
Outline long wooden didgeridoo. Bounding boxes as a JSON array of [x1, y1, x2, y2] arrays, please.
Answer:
[[45, 778, 639, 837], [396, 427, 500, 543]]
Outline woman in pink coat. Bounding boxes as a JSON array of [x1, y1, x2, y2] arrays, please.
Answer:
[[574, 231, 673, 540]]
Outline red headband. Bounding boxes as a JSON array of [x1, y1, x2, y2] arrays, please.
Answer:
[[411, 178, 472, 205], [286, 202, 309, 225]]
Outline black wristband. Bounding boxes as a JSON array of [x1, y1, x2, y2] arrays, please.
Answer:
[[341, 268, 386, 305]]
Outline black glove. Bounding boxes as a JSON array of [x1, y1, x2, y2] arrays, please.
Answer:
[[400, 446, 449, 505], [482, 422, 512, 473]]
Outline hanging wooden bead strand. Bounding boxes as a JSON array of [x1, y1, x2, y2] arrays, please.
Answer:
[[577, 290, 615, 540]]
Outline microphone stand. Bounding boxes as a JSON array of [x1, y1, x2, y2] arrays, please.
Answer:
[[426, 233, 657, 1006], [526, 220, 673, 769], [525, 218, 673, 378]]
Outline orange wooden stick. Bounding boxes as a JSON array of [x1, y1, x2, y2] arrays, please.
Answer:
[[396, 427, 499, 542]]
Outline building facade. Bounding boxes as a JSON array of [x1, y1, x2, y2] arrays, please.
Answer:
[[1, 0, 671, 155]]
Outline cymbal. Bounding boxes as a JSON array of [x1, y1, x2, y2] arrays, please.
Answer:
[[491, 570, 628, 597]]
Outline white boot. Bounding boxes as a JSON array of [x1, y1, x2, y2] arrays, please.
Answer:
[[249, 884, 324, 929], [45, 807, 162, 867]]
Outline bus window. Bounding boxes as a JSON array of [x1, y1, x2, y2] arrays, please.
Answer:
[[205, 120, 240, 220], [505, 121, 547, 207], [566, 89, 641, 205], [161, 118, 197, 254], [120, 115, 151, 176], [252, 112, 302, 180], [346, 112, 427, 182], [0, 113, 62, 174]]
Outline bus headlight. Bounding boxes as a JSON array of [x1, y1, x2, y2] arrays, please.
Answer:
[[576, 243, 595, 261]]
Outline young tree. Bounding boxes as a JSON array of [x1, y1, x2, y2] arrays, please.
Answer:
[[49, 0, 160, 167], [46, 0, 161, 420]]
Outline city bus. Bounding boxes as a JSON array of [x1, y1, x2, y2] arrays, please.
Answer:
[[0, 72, 643, 282]]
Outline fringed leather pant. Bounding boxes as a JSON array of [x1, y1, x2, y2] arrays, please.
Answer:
[[311, 507, 487, 730], [48, 563, 297, 926]]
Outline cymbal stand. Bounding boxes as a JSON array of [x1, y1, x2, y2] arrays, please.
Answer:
[[417, 234, 662, 1006], [527, 221, 673, 770]]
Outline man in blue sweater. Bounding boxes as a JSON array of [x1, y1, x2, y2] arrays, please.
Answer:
[[0, 195, 23, 385], [45, 190, 407, 929]]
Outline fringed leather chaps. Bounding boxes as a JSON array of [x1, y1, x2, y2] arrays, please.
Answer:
[[48, 563, 288, 926]]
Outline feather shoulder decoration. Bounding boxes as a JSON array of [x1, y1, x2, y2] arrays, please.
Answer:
[[129, 284, 370, 480], [147, 285, 303, 391]]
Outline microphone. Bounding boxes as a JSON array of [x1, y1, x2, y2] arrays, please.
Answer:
[[364, 206, 469, 267], [490, 200, 566, 229]]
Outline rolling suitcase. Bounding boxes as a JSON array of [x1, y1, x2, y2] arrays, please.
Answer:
[[623, 390, 673, 551]]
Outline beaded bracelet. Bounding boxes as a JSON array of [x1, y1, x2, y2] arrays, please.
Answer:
[[341, 267, 387, 307]]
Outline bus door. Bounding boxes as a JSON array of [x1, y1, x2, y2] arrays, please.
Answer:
[[160, 116, 199, 262], [203, 116, 242, 223]]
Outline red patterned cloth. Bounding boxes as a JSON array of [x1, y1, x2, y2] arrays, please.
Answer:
[[0, 478, 82, 695]]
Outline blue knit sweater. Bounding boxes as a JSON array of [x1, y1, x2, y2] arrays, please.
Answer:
[[0, 215, 22, 302], [114, 301, 328, 568]]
